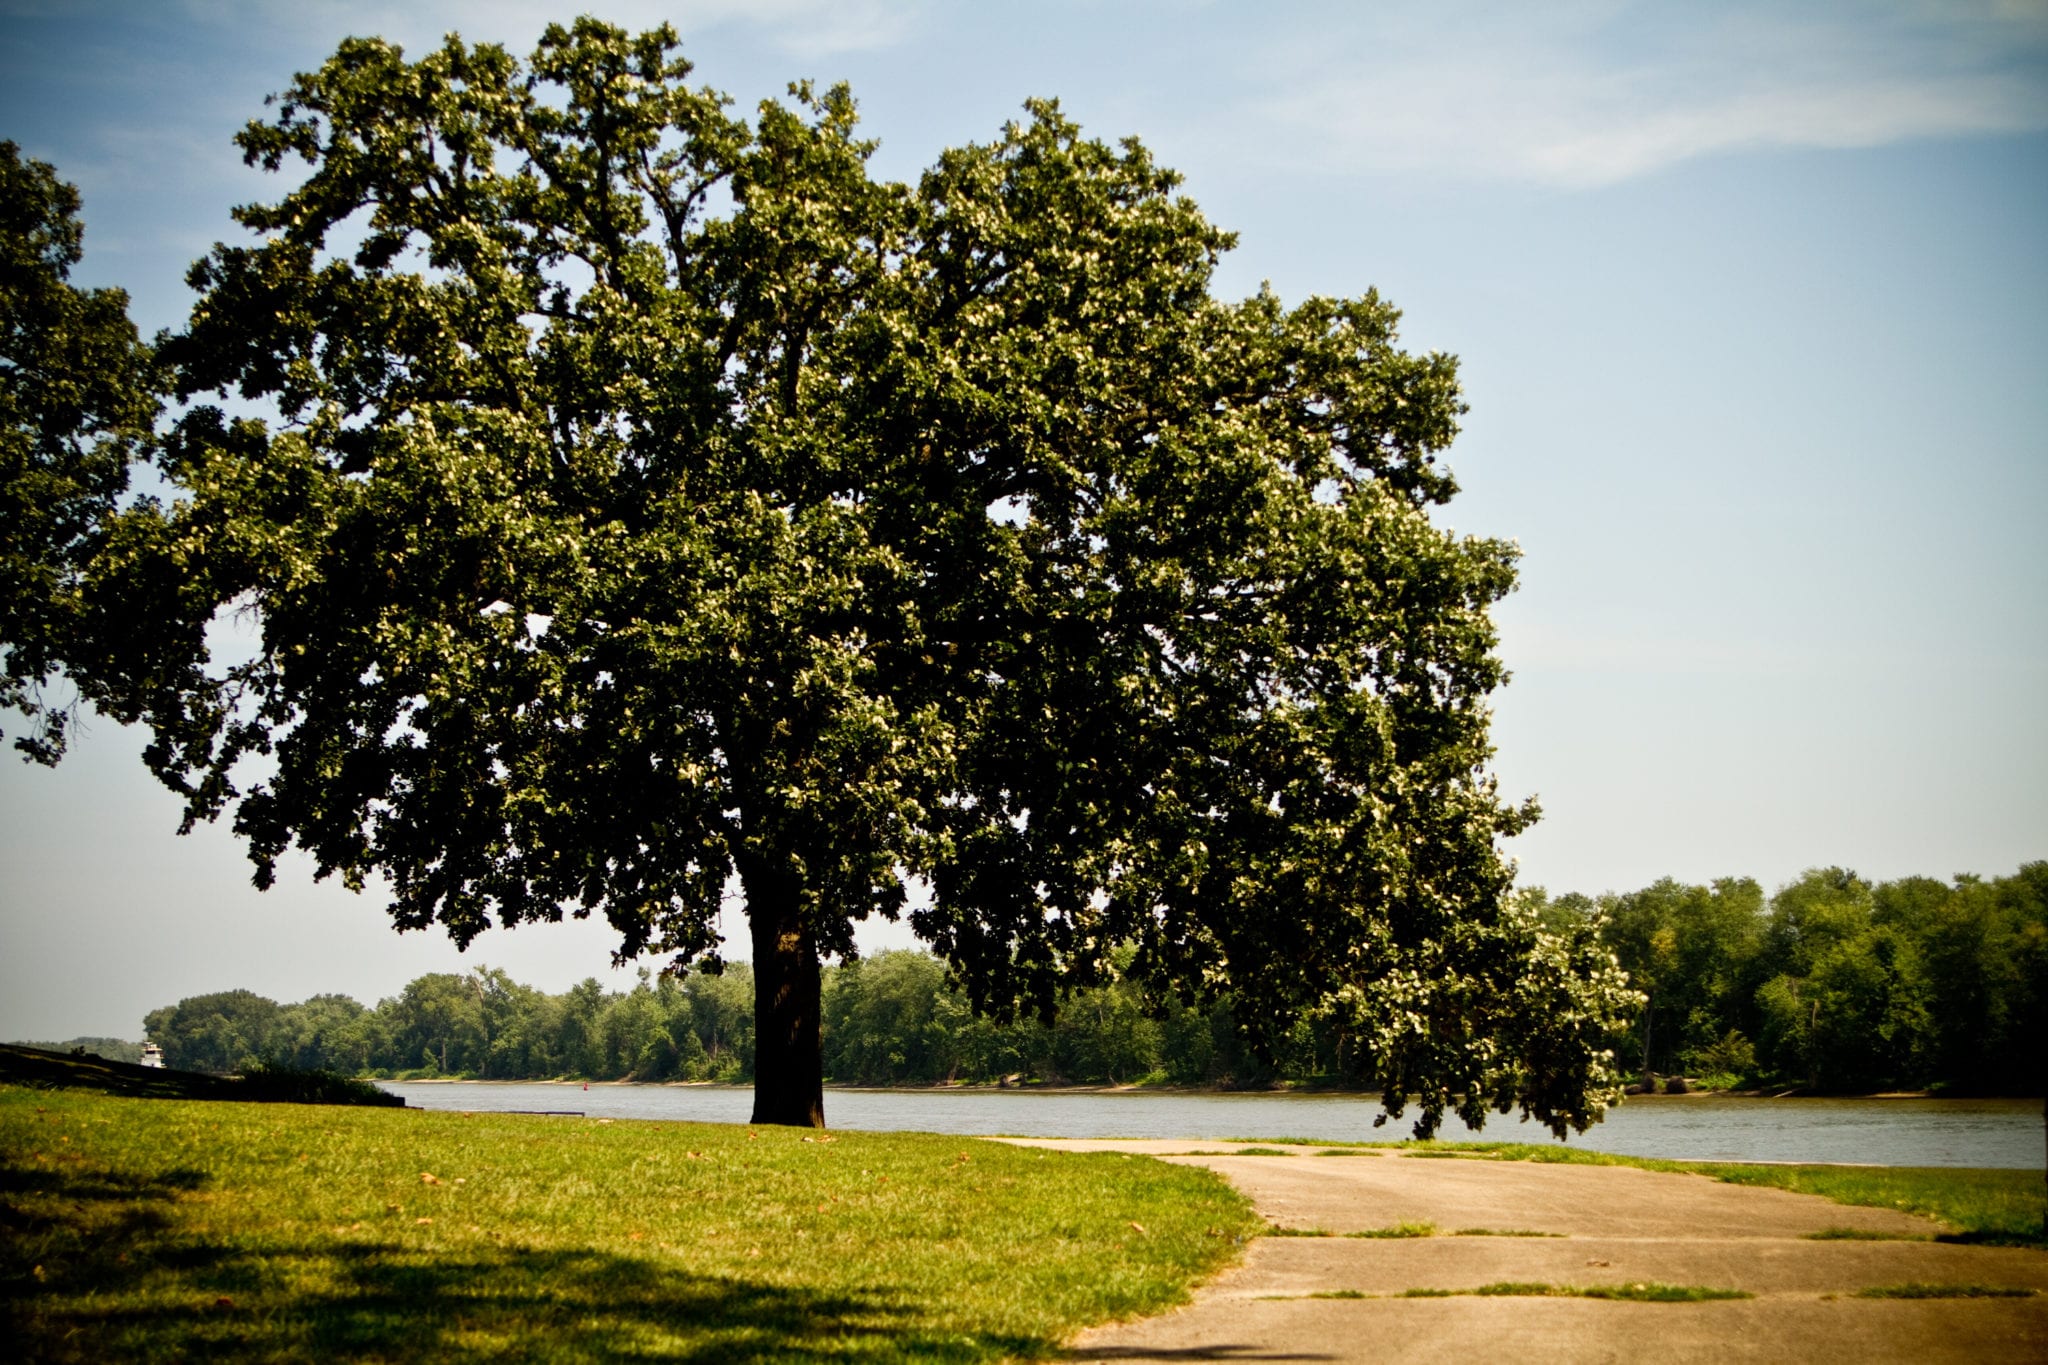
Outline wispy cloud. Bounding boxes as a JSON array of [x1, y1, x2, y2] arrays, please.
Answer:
[[1245, 0, 2048, 187], [252, 0, 925, 61]]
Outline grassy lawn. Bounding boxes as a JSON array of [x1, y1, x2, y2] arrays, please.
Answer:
[[2, 1086, 1258, 1362], [1262, 1137, 2047, 1247]]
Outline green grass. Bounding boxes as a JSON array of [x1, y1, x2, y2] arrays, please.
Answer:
[[1244, 1137, 2048, 1247], [1804, 1227, 1927, 1241], [1853, 1283, 2038, 1299], [1685, 1163, 2045, 1248], [1266, 1283, 1751, 1304], [2, 1085, 1259, 1362], [1266, 1222, 1559, 1240], [1402, 1282, 1752, 1303], [1225, 1147, 1296, 1157]]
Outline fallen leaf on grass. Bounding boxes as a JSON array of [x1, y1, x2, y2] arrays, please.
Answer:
[[421, 1173, 442, 1185], [1129, 1222, 1148, 1235], [415, 1217, 434, 1226]]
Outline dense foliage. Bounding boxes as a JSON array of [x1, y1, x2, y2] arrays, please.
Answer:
[[0, 142, 158, 763], [11, 20, 1635, 1131], [1546, 862, 2048, 1094], [137, 969, 756, 1083], [109, 860, 2045, 1096]]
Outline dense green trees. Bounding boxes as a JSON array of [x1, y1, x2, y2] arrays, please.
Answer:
[[13, 19, 1633, 1132], [1562, 863, 2046, 1093], [135, 967, 753, 1082], [141, 989, 285, 1074], [0, 142, 158, 763]]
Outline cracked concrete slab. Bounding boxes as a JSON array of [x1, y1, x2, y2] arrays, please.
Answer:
[[996, 1139, 2048, 1363]]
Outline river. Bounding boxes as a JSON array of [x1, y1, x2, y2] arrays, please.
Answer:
[[378, 1083, 2045, 1169]]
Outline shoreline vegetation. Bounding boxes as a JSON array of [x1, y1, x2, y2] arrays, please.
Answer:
[[0, 1044, 402, 1108], [33, 862, 2036, 1102]]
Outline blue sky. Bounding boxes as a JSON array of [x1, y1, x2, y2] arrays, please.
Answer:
[[2, 0, 2044, 1039]]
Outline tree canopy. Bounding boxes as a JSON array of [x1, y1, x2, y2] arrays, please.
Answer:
[[46, 19, 1634, 1130], [0, 141, 158, 763]]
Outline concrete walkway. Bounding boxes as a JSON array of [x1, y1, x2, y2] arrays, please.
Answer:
[[999, 1139, 2048, 1364]]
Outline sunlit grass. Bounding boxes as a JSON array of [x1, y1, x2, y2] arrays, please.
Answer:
[[2, 1086, 1258, 1362], [1348, 1221, 1437, 1239], [1264, 1283, 1751, 1303], [1264, 1222, 1558, 1240], [1854, 1283, 2037, 1299], [1403, 1282, 1751, 1303]]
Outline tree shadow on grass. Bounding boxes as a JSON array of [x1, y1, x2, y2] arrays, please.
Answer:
[[5, 1155, 1045, 1363]]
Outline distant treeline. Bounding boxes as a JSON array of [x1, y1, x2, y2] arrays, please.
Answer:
[[61, 862, 2047, 1095], [121, 958, 1286, 1089], [1544, 863, 2046, 1095]]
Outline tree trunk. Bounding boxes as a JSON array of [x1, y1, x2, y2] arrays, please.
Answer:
[[746, 867, 825, 1127]]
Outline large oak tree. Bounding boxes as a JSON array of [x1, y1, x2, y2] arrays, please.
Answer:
[[57, 20, 1633, 1130]]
